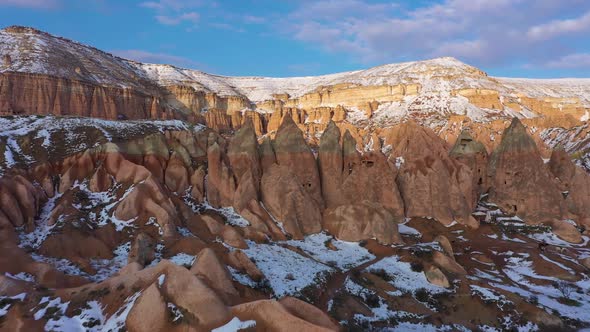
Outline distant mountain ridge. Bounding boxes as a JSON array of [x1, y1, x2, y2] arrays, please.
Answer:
[[2, 25, 590, 105]]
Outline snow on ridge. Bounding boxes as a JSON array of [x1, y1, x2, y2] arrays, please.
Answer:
[[3, 26, 590, 108]]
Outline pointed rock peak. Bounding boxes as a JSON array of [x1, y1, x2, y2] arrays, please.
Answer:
[[450, 129, 487, 156], [229, 120, 258, 155], [342, 130, 358, 156], [320, 121, 341, 152], [457, 129, 474, 142], [548, 147, 576, 179], [242, 116, 255, 129], [399, 119, 420, 130], [259, 137, 277, 169], [274, 113, 308, 154], [508, 117, 526, 132], [278, 112, 297, 132], [325, 120, 338, 132], [496, 117, 537, 153]]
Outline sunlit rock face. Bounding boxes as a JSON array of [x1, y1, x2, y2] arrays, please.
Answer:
[[1, 25, 590, 332], [488, 118, 566, 223]]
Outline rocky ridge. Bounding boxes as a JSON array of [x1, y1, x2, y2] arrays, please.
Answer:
[[0, 113, 589, 330]]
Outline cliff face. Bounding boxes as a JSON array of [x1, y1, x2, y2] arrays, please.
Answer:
[[0, 72, 171, 119]]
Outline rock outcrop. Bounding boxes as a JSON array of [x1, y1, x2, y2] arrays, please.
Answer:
[[450, 130, 490, 203], [488, 118, 565, 223], [548, 148, 590, 228], [385, 121, 478, 228]]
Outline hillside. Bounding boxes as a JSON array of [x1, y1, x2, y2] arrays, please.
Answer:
[[1, 26, 590, 332]]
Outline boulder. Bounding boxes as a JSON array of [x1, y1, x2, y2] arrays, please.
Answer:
[[161, 264, 231, 330], [221, 225, 248, 249], [434, 235, 455, 259], [550, 220, 582, 244], [128, 232, 156, 266], [432, 251, 467, 275], [424, 264, 450, 288]]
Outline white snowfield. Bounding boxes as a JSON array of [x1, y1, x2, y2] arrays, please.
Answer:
[[2, 27, 590, 107]]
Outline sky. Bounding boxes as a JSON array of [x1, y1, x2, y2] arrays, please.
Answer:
[[1, 0, 590, 78]]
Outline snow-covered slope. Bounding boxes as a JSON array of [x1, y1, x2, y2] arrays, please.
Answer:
[[2, 26, 590, 107]]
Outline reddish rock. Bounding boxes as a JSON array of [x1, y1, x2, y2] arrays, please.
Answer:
[[206, 142, 236, 207], [261, 164, 322, 239], [190, 248, 238, 302], [231, 299, 337, 331], [274, 115, 324, 209], [89, 164, 112, 192], [424, 264, 450, 288], [227, 250, 264, 282], [548, 147, 590, 223], [340, 150, 405, 218], [488, 118, 565, 223], [128, 232, 156, 266], [432, 251, 467, 275], [164, 152, 189, 193], [279, 297, 340, 331], [161, 263, 231, 330], [450, 130, 489, 204], [318, 121, 344, 208], [221, 225, 248, 249], [323, 202, 402, 245], [434, 235, 455, 259], [126, 283, 167, 332], [189, 166, 206, 203], [550, 220, 582, 244], [386, 121, 477, 228]]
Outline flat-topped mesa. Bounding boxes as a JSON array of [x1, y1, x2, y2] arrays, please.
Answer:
[[450, 129, 490, 203], [384, 121, 478, 228]]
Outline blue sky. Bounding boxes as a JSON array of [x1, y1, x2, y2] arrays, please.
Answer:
[[1, 0, 590, 78]]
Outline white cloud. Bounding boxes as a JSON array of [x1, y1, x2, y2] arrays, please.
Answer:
[[243, 15, 265, 24], [140, 0, 202, 11], [140, 0, 203, 26], [277, 0, 590, 69], [155, 12, 199, 25], [527, 11, 590, 41], [544, 53, 590, 69]]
